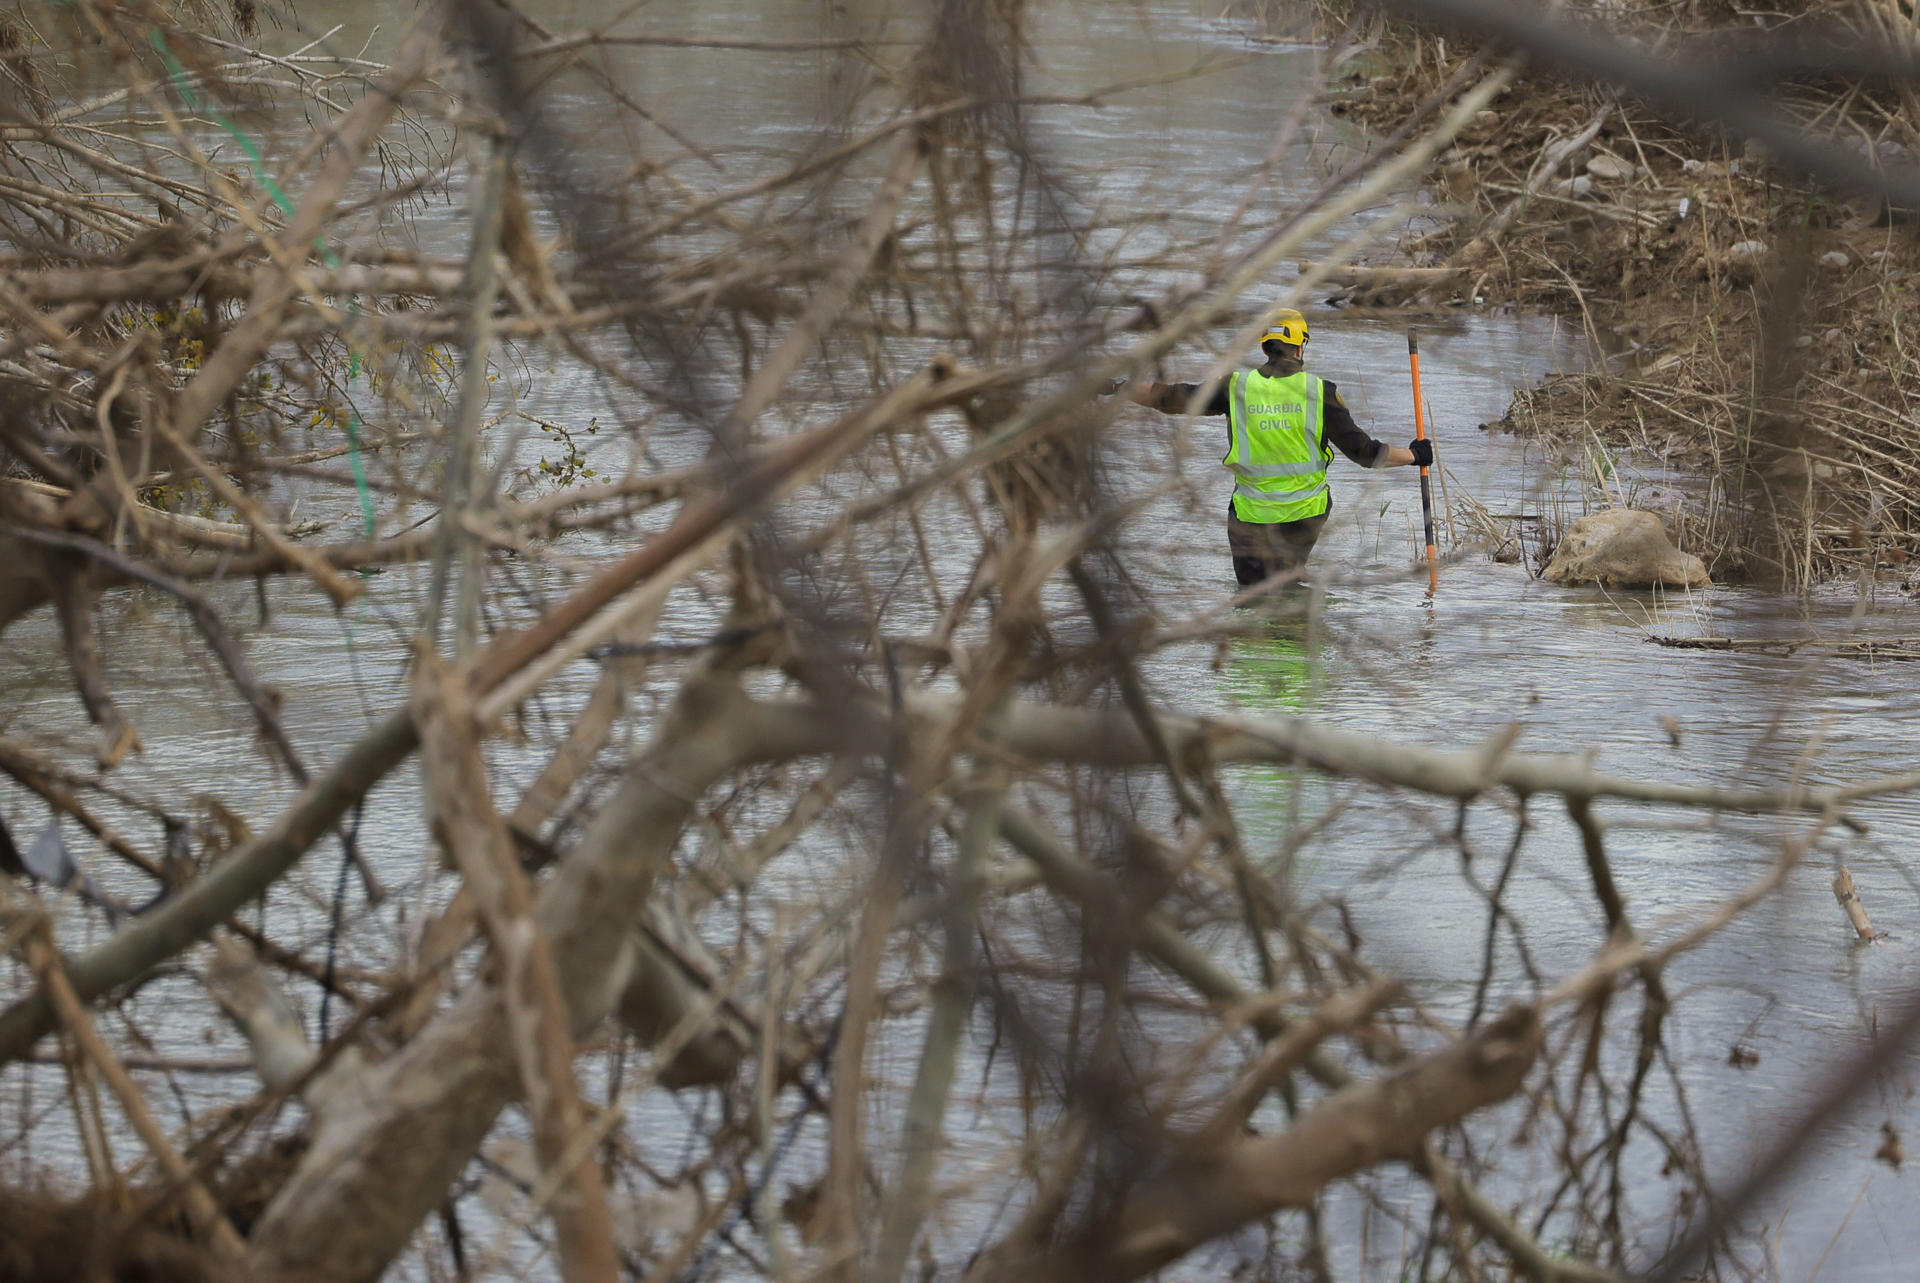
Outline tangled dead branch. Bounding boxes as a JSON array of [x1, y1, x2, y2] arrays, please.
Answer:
[[0, 2, 1913, 1282]]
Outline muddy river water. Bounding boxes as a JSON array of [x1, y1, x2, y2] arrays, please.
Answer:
[[3, 2, 1918, 1278]]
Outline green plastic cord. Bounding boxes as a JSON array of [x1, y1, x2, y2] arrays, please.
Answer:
[[151, 28, 378, 545], [150, 31, 295, 218]]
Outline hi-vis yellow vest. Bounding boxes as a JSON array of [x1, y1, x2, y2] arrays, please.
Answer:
[[1223, 369, 1331, 523]]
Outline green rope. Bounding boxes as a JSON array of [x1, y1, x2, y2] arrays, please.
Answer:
[[149, 31, 295, 219], [150, 26, 385, 929], [341, 400, 379, 542], [151, 28, 378, 543]]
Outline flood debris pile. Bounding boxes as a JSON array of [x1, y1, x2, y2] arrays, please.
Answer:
[[1, 4, 1917, 1283], [1330, 2, 1920, 589]]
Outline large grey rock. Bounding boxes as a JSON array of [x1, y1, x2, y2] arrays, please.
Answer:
[[1542, 509, 1710, 589]]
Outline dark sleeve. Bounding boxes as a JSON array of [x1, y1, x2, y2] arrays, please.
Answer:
[[1319, 380, 1388, 468], [1145, 382, 1230, 416]]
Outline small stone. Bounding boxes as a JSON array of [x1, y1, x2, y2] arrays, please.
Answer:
[[1791, 335, 1814, 349], [1727, 240, 1769, 262], [1586, 153, 1633, 182], [1552, 175, 1595, 199], [1474, 110, 1499, 128], [1823, 328, 1844, 344], [1682, 158, 1705, 174], [1819, 250, 1851, 269]]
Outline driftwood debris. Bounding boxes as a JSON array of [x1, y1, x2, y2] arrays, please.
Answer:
[[1832, 867, 1879, 943], [1296, 260, 1468, 304], [1650, 635, 1920, 661]]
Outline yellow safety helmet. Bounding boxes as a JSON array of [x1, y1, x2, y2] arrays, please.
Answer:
[[1260, 308, 1309, 348]]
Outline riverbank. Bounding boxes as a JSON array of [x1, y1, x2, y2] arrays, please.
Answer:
[[1320, 8, 1920, 592]]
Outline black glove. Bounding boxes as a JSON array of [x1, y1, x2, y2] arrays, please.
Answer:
[[1101, 376, 1129, 396], [1407, 437, 1434, 468]]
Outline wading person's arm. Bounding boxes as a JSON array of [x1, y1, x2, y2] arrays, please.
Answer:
[[1321, 381, 1431, 469], [1118, 378, 1229, 416]]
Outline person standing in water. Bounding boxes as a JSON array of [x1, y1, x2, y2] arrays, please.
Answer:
[[1118, 308, 1433, 585]]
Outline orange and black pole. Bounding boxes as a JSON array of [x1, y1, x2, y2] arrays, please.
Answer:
[[1408, 331, 1438, 594]]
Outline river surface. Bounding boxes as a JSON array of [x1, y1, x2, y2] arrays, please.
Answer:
[[3, 2, 1918, 1279]]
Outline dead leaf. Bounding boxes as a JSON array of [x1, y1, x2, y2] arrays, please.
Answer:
[[1877, 1121, 1905, 1170], [1659, 713, 1683, 748]]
